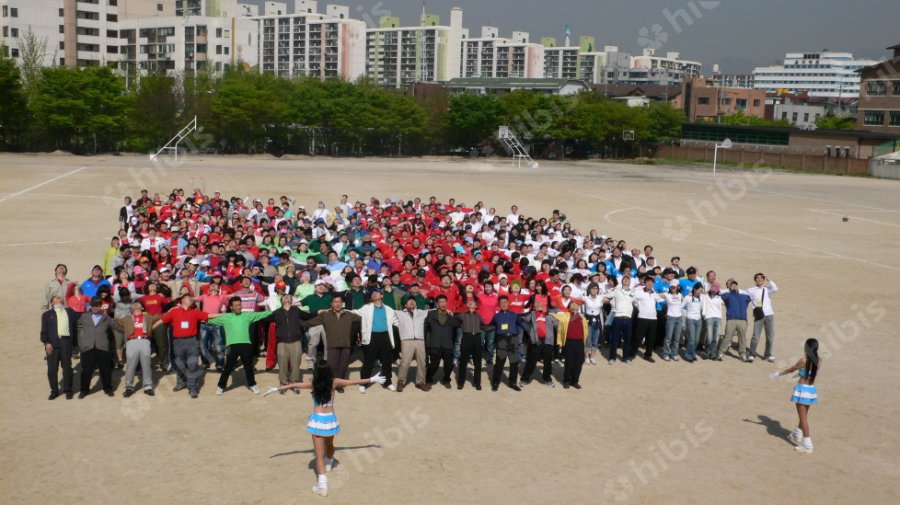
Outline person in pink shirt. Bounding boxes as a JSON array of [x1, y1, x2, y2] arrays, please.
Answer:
[[197, 283, 229, 370], [476, 281, 499, 365]]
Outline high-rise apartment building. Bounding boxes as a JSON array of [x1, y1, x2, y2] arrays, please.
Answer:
[[460, 27, 543, 79], [366, 7, 463, 89], [255, 1, 366, 80], [0, 0, 60, 66]]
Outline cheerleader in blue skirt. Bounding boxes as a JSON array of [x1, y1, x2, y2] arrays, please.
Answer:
[[266, 362, 385, 496], [770, 338, 820, 454]]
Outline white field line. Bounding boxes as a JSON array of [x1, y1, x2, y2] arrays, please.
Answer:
[[0, 167, 89, 203]]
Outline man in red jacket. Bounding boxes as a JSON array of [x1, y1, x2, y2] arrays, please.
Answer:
[[153, 295, 209, 398]]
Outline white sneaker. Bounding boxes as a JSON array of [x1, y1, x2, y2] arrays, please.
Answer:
[[584, 358, 590, 365], [387, 384, 397, 392], [250, 385, 260, 394], [663, 356, 671, 362], [789, 431, 802, 446], [794, 444, 814, 454], [672, 356, 680, 362], [765, 355, 777, 362], [517, 381, 527, 389], [215, 387, 224, 396], [358, 385, 367, 394], [311, 484, 328, 497], [590, 357, 597, 365]]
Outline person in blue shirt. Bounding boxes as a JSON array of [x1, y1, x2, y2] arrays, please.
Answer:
[[719, 278, 752, 361], [679, 266, 702, 296], [489, 296, 528, 392], [81, 265, 112, 298]]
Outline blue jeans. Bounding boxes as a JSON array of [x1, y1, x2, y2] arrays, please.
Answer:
[[200, 323, 225, 368], [705, 318, 722, 356], [684, 318, 702, 360], [453, 328, 462, 361], [587, 317, 602, 350], [481, 329, 495, 362], [663, 316, 683, 359]]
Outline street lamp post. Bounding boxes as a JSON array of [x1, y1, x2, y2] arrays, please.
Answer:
[[713, 138, 732, 176]]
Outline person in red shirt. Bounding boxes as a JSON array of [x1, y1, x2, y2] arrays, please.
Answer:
[[140, 282, 171, 372], [153, 294, 209, 398], [428, 274, 462, 313], [475, 282, 500, 364], [507, 283, 530, 315]]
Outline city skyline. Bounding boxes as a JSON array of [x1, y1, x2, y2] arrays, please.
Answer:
[[290, 0, 898, 73]]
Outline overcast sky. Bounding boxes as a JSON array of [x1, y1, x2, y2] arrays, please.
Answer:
[[271, 0, 899, 72]]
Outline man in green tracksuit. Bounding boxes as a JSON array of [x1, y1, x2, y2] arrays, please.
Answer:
[[209, 296, 272, 396]]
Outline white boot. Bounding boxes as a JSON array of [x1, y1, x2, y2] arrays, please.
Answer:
[[788, 428, 802, 446], [794, 437, 814, 454]]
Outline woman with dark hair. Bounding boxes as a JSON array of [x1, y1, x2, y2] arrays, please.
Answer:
[[267, 364, 386, 496], [770, 338, 821, 454]]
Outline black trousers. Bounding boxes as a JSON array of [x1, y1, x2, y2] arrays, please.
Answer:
[[457, 333, 482, 387], [521, 338, 542, 382], [492, 335, 520, 386], [361, 332, 393, 387], [80, 348, 113, 393], [426, 347, 454, 383], [218, 343, 256, 389], [563, 339, 584, 385], [633, 318, 659, 358], [47, 338, 74, 394], [539, 343, 555, 382]]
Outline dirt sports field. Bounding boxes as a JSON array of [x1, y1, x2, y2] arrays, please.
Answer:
[[1, 153, 898, 505]]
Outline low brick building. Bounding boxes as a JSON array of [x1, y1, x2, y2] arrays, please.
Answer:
[[678, 77, 767, 122]]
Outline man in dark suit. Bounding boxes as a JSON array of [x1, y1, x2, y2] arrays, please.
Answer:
[[423, 295, 458, 388], [78, 297, 121, 398], [40, 295, 79, 400]]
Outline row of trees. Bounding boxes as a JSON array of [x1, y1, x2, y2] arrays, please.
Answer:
[[1, 58, 687, 157]]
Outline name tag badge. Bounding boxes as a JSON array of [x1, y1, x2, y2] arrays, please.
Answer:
[[181, 321, 190, 329], [501, 323, 509, 330]]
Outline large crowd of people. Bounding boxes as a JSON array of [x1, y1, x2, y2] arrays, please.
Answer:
[[40, 189, 781, 401]]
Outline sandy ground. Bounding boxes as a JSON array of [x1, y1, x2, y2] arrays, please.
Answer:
[[1, 153, 898, 505]]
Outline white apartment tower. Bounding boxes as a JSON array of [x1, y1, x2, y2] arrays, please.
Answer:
[[256, 1, 366, 80], [0, 0, 61, 66], [460, 27, 544, 79], [366, 7, 464, 89]]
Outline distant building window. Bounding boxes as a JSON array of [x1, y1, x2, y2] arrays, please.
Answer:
[[216, 45, 222, 54], [866, 80, 887, 96], [698, 97, 710, 105], [216, 28, 222, 37], [11, 7, 18, 17], [11, 48, 19, 57], [894, 81, 900, 96], [781, 112, 787, 120], [158, 3, 164, 11], [864, 110, 884, 126], [890, 111, 900, 126], [722, 98, 732, 105], [753, 99, 761, 107], [736, 98, 747, 109], [2, 6, 8, 17], [11, 27, 18, 37], [792, 112, 798, 122], [60, 25, 65, 33], [803, 113, 810, 122]]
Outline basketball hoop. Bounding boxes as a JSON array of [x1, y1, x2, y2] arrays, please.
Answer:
[[623, 130, 635, 141]]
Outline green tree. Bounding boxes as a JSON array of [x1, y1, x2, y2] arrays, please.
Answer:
[[445, 93, 503, 148], [720, 110, 791, 127], [210, 69, 290, 152], [16, 26, 54, 97], [31, 66, 126, 152], [645, 102, 684, 141], [0, 57, 29, 149], [126, 73, 179, 152], [815, 113, 855, 130]]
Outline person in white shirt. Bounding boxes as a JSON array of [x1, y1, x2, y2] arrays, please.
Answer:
[[633, 276, 665, 363], [140, 229, 165, 253], [662, 282, 684, 361], [700, 283, 724, 360], [604, 275, 635, 365], [682, 284, 704, 362], [581, 284, 605, 364], [392, 297, 430, 392], [311, 201, 330, 222], [747, 273, 778, 362], [506, 205, 520, 225]]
